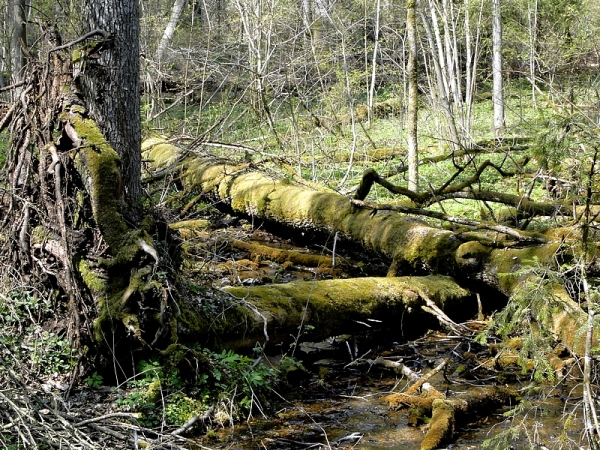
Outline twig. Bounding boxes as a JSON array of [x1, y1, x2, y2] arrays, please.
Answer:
[[420, 293, 472, 336], [47, 29, 111, 54], [75, 412, 141, 427]]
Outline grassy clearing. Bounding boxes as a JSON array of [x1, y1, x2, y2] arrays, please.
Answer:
[[145, 82, 579, 225]]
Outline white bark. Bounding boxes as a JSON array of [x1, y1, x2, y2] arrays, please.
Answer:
[[155, 0, 190, 63], [528, 0, 538, 107], [406, 0, 418, 193], [492, 0, 505, 136], [367, 0, 381, 125]]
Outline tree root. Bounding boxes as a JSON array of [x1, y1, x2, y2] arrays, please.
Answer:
[[379, 357, 518, 450]]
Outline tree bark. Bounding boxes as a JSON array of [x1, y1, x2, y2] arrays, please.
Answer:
[[9, 0, 26, 85], [155, 0, 190, 63], [219, 275, 474, 348], [492, 0, 505, 137], [80, 0, 142, 206], [406, 0, 419, 193]]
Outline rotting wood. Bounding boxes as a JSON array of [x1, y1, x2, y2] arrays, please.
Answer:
[[377, 357, 518, 450], [231, 239, 337, 268]]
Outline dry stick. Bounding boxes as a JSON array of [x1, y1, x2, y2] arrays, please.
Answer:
[[86, 423, 129, 441], [47, 29, 111, 55], [404, 358, 448, 396], [0, 80, 25, 93], [353, 357, 446, 398], [0, 100, 18, 132], [75, 413, 141, 428], [582, 278, 600, 445], [3, 367, 96, 449], [420, 293, 471, 336]]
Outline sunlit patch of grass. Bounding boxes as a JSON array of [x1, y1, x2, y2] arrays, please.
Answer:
[[143, 81, 559, 213]]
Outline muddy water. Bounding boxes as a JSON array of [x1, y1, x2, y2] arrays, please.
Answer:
[[201, 340, 586, 450]]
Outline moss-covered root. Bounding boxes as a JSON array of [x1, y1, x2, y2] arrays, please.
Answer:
[[421, 386, 518, 450], [231, 239, 335, 268], [421, 399, 455, 450]]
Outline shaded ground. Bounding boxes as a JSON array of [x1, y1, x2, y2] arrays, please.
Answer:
[[200, 330, 584, 450]]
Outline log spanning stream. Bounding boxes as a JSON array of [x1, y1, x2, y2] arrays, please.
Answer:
[[178, 224, 585, 450]]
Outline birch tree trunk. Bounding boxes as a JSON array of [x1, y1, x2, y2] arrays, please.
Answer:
[[528, 0, 538, 107], [301, 0, 313, 50], [406, 0, 419, 193], [80, 0, 142, 205], [367, 0, 381, 125], [155, 0, 190, 63], [492, 0, 505, 137]]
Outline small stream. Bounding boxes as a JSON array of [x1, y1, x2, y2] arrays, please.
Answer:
[[197, 334, 585, 450]]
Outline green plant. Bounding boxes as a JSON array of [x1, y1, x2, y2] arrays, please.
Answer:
[[84, 371, 103, 388], [0, 291, 75, 376]]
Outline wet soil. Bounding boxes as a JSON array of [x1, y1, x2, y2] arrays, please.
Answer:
[[183, 220, 588, 450], [196, 332, 586, 450]]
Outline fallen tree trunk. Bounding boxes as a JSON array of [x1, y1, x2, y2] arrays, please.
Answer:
[[144, 139, 600, 355], [213, 275, 473, 348]]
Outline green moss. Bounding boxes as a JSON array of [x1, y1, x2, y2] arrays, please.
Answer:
[[31, 226, 56, 245], [491, 242, 560, 293], [169, 219, 211, 231], [222, 276, 470, 342], [421, 399, 454, 450], [77, 259, 106, 293], [67, 114, 128, 249], [145, 379, 162, 403]]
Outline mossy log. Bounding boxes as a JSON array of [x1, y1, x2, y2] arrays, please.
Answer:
[[230, 239, 335, 268], [143, 139, 600, 355], [420, 387, 518, 450], [215, 275, 472, 348], [374, 357, 517, 450]]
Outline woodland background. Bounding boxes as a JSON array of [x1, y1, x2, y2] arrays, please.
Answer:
[[1, 0, 600, 449]]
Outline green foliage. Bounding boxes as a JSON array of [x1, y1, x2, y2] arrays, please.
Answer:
[[0, 131, 8, 168], [204, 348, 278, 412], [84, 371, 104, 388], [115, 349, 291, 427], [0, 291, 75, 376], [477, 260, 561, 381]]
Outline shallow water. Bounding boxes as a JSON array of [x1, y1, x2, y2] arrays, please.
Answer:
[[201, 348, 587, 450]]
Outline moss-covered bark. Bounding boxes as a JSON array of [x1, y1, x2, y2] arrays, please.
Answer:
[[217, 275, 472, 347], [142, 139, 600, 355], [60, 105, 171, 352]]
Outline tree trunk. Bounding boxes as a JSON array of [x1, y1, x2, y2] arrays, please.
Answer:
[[218, 275, 474, 349], [143, 139, 600, 356], [406, 0, 419, 193], [155, 0, 190, 63], [9, 0, 26, 85], [80, 0, 142, 206], [492, 0, 505, 137]]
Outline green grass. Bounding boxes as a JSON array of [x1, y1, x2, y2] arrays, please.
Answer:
[[144, 81, 587, 225]]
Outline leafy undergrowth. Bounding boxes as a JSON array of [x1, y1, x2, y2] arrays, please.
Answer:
[[0, 287, 304, 448]]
